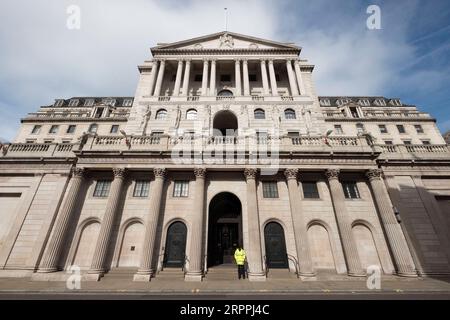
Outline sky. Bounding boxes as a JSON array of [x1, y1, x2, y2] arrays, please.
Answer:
[[0, 0, 449, 141]]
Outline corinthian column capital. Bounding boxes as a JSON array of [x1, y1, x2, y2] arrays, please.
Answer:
[[366, 169, 383, 181], [284, 168, 298, 180], [243, 168, 257, 180], [112, 168, 127, 179], [193, 167, 206, 178], [153, 167, 167, 178], [71, 167, 86, 178], [325, 169, 340, 181]]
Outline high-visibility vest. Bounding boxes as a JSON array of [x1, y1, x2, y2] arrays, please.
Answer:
[[234, 248, 246, 265]]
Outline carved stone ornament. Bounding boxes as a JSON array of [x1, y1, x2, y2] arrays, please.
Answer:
[[366, 169, 382, 181], [284, 168, 298, 180], [112, 168, 127, 179], [193, 167, 206, 178], [325, 169, 340, 180], [219, 33, 234, 48], [153, 167, 167, 178], [71, 167, 85, 178], [243, 168, 257, 180]]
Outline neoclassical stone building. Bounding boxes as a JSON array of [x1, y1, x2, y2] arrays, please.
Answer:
[[0, 32, 449, 282]]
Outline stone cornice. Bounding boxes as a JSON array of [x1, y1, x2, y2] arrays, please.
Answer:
[[21, 117, 128, 123], [152, 48, 300, 55]]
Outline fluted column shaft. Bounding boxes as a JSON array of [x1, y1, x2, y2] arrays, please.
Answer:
[[244, 168, 265, 280], [181, 59, 191, 96], [148, 60, 159, 96], [201, 59, 209, 96], [173, 60, 183, 96], [209, 60, 216, 96], [243, 59, 250, 96], [367, 169, 417, 276], [88, 168, 126, 276], [268, 60, 278, 96], [38, 168, 85, 272], [286, 60, 299, 96], [153, 59, 165, 96], [134, 168, 166, 281], [260, 60, 270, 95], [234, 59, 242, 96], [325, 169, 365, 276], [185, 168, 206, 281], [294, 60, 306, 95], [284, 169, 314, 276]]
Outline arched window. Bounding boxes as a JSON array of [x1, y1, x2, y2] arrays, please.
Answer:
[[284, 108, 296, 119], [186, 109, 197, 120], [217, 89, 233, 97], [155, 109, 167, 120], [88, 123, 98, 133], [254, 108, 265, 120]]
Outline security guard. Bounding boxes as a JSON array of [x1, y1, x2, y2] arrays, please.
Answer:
[[234, 245, 246, 279]]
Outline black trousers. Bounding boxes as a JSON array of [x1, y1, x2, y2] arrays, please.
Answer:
[[237, 265, 246, 279]]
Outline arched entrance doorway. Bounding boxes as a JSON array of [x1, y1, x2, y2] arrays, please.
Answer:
[[264, 222, 288, 268], [163, 221, 187, 268], [213, 110, 238, 136], [208, 192, 242, 267]]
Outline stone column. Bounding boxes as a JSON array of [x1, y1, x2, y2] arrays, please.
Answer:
[[286, 59, 299, 96], [366, 169, 417, 276], [268, 59, 278, 96], [181, 59, 191, 96], [209, 59, 216, 96], [294, 60, 306, 95], [148, 59, 159, 96], [134, 168, 166, 281], [243, 59, 250, 96], [185, 168, 206, 281], [153, 59, 165, 96], [284, 169, 315, 277], [87, 168, 127, 280], [260, 59, 270, 96], [201, 59, 209, 96], [38, 167, 86, 273], [243, 168, 266, 281], [234, 59, 242, 96], [325, 169, 365, 276], [173, 60, 183, 96]]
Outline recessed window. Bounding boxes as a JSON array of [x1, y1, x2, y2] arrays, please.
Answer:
[[84, 99, 94, 107], [133, 180, 150, 197], [384, 140, 393, 145], [390, 99, 402, 106], [31, 125, 41, 134], [110, 125, 119, 133], [173, 180, 189, 197], [68, 99, 79, 107], [319, 99, 331, 106], [421, 140, 431, 145], [103, 98, 116, 106], [262, 181, 279, 198], [288, 131, 299, 137], [414, 125, 424, 134], [374, 99, 386, 106], [342, 182, 360, 199], [334, 125, 343, 134], [44, 139, 54, 144], [94, 107, 104, 118], [49, 125, 59, 134], [62, 140, 72, 144], [66, 125, 76, 134], [356, 123, 365, 133], [249, 74, 257, 82], [156, 109, 167, 120], [88, 123, 98, 133], [54, 99, 64, 107], [170, 74, 176, 82], [93, 180, 111, 197], [220, 74, 231, 82], [123, 99, 133, 107], [396, 124, 406, 134], [403, 140, 412, 145], [194, 74, 202, 82], [186, 109, 197, 120], [378, 124, 388, 134], [359, 99, 370, 106], [349, 107, 360, 118], [302, 182, 320, 199], [254, 108, 265, 119], [284, 108, 296, 119]]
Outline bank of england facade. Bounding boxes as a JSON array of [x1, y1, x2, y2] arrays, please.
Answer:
[[0, 32, 449, 282]]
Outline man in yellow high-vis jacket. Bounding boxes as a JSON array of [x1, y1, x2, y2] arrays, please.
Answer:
[[234, 245, 246, 279]]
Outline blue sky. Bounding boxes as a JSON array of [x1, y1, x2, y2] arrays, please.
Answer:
[[0, 0, 449, 141]]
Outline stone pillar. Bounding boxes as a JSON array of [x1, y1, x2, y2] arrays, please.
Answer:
[[134, 168, 166, 281], [243, 168, 266, 281], [294, 60, 306, 95], [260, 59, 270, 96], [185, 168, 206, 281], [284, 169, 315, 277], [148, 59, 159, 96], [38, 167, 86, 273], [201, 59, 209, 96], [234, 59, 242, 96], [366, 169, 417, 276], [325, 169, 365, 276], [173, 60, 183, 96], [209, 59, 216, 96], [181, 59, 191, 96], [243, 59, 250, 96], [153, 59, 166, 96], [87, 168, 127, 280], [286, 59, 299, 96], [268, 59, 278, 96]]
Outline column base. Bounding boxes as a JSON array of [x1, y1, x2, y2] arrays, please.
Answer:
[[348, 271, 366, 277], [133, 274, 152, 282], [248, 273, 266, 282], [396, 271, 418, 278], [299, 272, 317, 281], [36, 267, 58, 273], [84, 273, 103, 281], [185, 272, 203, 282]]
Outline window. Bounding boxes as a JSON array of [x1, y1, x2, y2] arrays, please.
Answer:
[[356, 123, 365, 133], [359, 99, 370, 106], [390, 99, 402, 106], [334, 125, 343, 134], [156, 109, 167, 120], [262, 182, 279, 198], [349, 107, 360, 118], [123, 99, 133, 107], [319, 98, 331, 106], [186, 109, 197, 120], [284, 108, 296, 119], [254, 108, 265, 119], [31, 125, 41, 134], [249, 74, 257, 82], [403, 140, 412, 145], [396, 124, 406, 133], [256, 131, 268, 144], [103, 98, 116, 106], [133, 180, 150, 197], [66, 125, 76, 134], [194, 74, 202, 82], [25, 139, 36, 144], [302, 182, 320, 199], [44, 139, 54, 144], [84, 99, 94, 107], [217, 89, 233, 97], [93, 180, 111, 197], [342, 182, 360, 199], [54, 99, 64, 107], [337, 98, 351, 106], [173, 181, 189, 197], [378, 124, 388, 134], [374, 99, 386, 106], [88, 123, 98, 133], [288, 131, 299, 137], [384, 140, 393, 145], [110, 125, 119, 133], [68, 99, 79, 107], [62, 140, 72, 144], [421, 140, 431, 145], [94, 107, 104, 118], [220, 74, 231, 82], [49, 125, 59, 134], [414, 125, 424, 134]]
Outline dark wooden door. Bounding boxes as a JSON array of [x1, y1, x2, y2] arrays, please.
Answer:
[[264, 222, 288, 268], [164, 222, 187, 267]]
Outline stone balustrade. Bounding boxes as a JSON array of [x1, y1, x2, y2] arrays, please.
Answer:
[[1, 142, 79, 157], [323, 111, 431, 119]]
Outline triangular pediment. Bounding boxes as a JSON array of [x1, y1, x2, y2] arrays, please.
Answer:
[[152, 31, 300, 51]]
